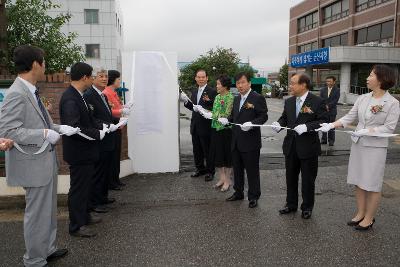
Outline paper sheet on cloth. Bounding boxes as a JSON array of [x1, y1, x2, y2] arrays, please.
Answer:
[[133, 53, 167, 135]]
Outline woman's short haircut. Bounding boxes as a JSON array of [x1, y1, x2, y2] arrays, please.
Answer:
[[13, 45, 45, 74], [107, 70, 121, 86], [217, 75, 231, 90], [372, 64, 396, 90], [70, 62, 93, 81]]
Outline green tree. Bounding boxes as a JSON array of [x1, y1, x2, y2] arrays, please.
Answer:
[[4, 0, 85, 73], [278, 62, 289, 91], [179, 47, 256, 92]]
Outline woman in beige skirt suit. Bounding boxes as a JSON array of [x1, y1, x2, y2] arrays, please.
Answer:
[[318, 65, 400, 231]]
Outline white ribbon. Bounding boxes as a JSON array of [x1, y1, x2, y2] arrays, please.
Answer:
[[12, 130, 98, 155], [207, 116, 399, 137], [13, 140, 50, 155]]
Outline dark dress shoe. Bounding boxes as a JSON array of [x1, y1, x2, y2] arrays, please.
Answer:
[[118, 182, 126, 187], [70, 226, 96, 238], [88, 214, 102, 225], [301, 210, 312, 219], [347, 218, 364, 226], [47, 248, 68, 261], [109, 186, 123, 191], [91, 206, 109, 213], [248, 199, 258, 208], [204, 174, 214, 181], [226, 194, 244, 201], [329, 143, 334, 146], [279, 206, 297, 214], [355, 219, 375, 231], [321, 140, 327, 144], [105, 198, 116, 204], [191, 170, 206, 177]]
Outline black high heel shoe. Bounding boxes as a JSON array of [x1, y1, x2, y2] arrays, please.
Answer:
[[347, 218, 364, 226], [355, 218, 375, 231]]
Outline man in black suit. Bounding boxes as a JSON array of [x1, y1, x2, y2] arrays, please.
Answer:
[[219, 72, 268, 208], [272, 73, 328, 219], [319, 76, 340, 146], [181, 69, 217, 181], [84, 67, 120, 214], [60, 62, 108, 237]]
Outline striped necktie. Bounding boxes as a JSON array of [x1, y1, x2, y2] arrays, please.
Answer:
[[34, 89, 51, 128]]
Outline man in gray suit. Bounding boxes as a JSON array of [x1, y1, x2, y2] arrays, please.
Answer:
[[0, 45, 78, 267]]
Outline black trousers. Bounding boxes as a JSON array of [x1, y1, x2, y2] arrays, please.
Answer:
[[232, 148, 261, 200], [109, 129, 122, 188], [285, 144, 318, 211], [91, 151, 112, 207], [68, 164, 95, 233], [192, 130, 214, 174], [321, 114, 336, 144]]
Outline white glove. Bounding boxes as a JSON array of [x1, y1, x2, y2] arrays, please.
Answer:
[[271, 122, 281, 133], [45, 129, 61, 144], [202, 111, 212, 120], [351, 128, 369, 137], [119, 117, 128, 127], [218, 118, 229, 126], [99, 129, 107, 140], [124, 101, 133, 109], [59, 125, 80, 136], [316, 123, 334, 132], [121, 107, 131, 116], [240, 121, 253, 132], [294, 124, 307, 135], [180, 92, 190, 103], [108, 124, 119, 133], [193, 105, 202, 113]]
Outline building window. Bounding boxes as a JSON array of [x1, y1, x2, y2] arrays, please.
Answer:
[[355, 20, 394, 46], [84, 9, 99, 24], [298, 11, 318, 33], [323, 33, 348, 47], [85, 44, 100, 58], [356, 0, 391, 12], [297, 41, 318, 53], [323, 0, 349, 24]]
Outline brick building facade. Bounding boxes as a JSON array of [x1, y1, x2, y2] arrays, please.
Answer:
[[289, 0, 400, 103]]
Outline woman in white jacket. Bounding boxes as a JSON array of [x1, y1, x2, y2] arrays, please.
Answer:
[[318, 65, 400, 231]]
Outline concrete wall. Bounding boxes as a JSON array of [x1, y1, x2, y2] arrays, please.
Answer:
[[47, 0, 124, 70]]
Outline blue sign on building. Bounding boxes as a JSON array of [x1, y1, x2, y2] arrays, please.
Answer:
[[290, 47, 330, 68]]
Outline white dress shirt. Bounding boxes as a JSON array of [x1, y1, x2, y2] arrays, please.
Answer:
[[239, 89, 252, 110], [18, 76, 38, 104], [197, 84, 207, 104]]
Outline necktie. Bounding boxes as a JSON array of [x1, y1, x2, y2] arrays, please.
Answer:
[[101, 93, 111, 114], [296, 97, 302, 118], [239, 96, 246, 111], [197, 88, 203, 104], [34, 89, 50, 128], [328, 87, 332, 97]]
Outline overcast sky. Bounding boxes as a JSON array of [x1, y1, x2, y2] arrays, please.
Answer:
[[120, 0, 303, 74]]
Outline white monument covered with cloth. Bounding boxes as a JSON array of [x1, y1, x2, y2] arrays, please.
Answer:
[[121, 51, 180, 173]]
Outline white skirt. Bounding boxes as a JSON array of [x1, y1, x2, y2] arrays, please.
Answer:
[[347, 141, 387, 192]]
